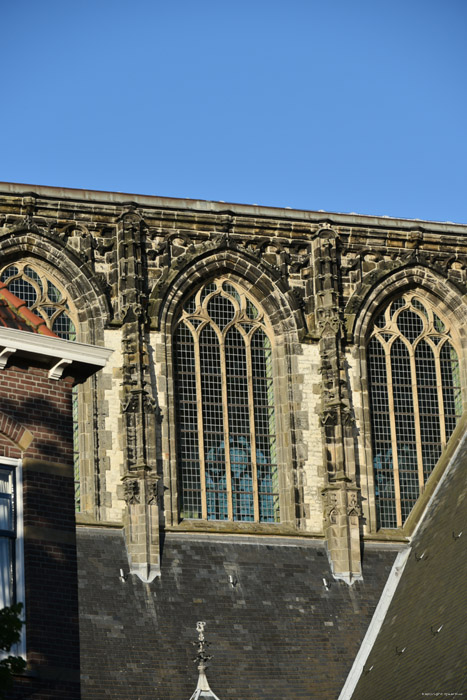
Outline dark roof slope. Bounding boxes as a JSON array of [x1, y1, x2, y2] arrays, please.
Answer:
[[351, 425, 467, 699], [0, 281, 58, 336], [77, 530, 398, 700]]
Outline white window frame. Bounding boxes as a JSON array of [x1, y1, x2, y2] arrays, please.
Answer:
[[0, 457, 25, 658]]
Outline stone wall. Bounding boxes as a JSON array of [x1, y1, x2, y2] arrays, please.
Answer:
[[2, 183, 467, 579]]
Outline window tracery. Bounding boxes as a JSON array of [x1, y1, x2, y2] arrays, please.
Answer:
[[0, 261, 81, 509], [367, 293, 462, 528], [174, 278, 279, 523], [0, 261, 77, 340]]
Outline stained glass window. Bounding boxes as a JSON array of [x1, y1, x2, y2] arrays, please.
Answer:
[[367, 294, 462, 528], [174, 279, 280, 523]]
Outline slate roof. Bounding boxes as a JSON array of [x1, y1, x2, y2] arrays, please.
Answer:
[[350, 423, 467, 699], [0, 281, 58, 336], [76, 530, 398, 700]]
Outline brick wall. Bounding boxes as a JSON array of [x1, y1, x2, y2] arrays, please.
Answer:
[[0, 360, 81, 699]]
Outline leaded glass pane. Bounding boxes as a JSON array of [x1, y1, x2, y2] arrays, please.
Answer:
[[175, 325, 201, 519], [200, 326, 227, 521], [8, 278, 37, 306], [368, 293, 462, 529], [251, 329, 279, 523], [368, 337, 396, 528], [175, 279, 279, 523], [440, 342, 462, 436], [391, 298, 406, 314], [226, 328, 254, 521], [52, 313, 76, 341], [47, 280, 62, 302], [396, 309, 423, 342], [24, 266, 43, 290], [416, 341, 442, 481]]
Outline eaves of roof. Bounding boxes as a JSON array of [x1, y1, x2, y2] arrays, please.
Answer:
[[1, 181, 467, 233], [0, 326, 112, 381]]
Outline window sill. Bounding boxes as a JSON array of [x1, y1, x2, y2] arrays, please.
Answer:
[[167, 519, 321, 538]]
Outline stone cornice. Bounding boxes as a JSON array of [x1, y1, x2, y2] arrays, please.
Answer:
[[1, 181, 467, 233]]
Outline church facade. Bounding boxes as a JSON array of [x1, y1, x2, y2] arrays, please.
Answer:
[[0, 182, 465, 698]]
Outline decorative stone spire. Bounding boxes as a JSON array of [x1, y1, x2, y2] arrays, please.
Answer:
[[189, 622, 221, 700]]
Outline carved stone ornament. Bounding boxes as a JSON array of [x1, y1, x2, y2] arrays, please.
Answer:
[[122, 392, 139, 413], [146, 476, 161, 505], [316, 307, 341, 335], [347, 492, 361, 517], [123, 479, 140, 505]]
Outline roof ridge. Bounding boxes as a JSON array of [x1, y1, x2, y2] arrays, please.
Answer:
[[0, 281, 59, 337]]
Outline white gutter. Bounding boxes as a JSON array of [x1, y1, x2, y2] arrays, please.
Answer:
[[0, 326, 112, 378], [0, 326, 112, 368], [337, 545, 411, 700]]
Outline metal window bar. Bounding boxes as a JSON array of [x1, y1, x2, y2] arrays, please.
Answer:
[[368, 295, 462, 528], [174, 279, 278, 523]]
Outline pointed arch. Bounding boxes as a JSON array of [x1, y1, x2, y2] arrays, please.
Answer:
[[173, 278, 279, 523], [154, 247, 304, 342], [0, 230, 111, 515], [153, 251, 302, 530], [0, 230, 110, 344], [349, 268, 466, 532]]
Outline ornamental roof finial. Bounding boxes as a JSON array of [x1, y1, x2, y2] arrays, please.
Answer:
[[189, 622, 221, 700]]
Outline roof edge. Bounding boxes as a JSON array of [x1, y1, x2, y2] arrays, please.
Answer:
[[0, 181, 466, 232], [0, 326, 112, 370]]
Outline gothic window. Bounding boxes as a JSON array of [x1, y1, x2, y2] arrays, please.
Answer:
[[173, 279, 280, 523], [0, 262, 81, 509], [367, 293, 462, 528], [0, 262, 76, 340]]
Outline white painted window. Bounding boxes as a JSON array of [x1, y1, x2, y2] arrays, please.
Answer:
[[0, 458, 25, 656]]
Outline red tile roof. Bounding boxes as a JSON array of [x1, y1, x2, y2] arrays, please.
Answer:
[[0, 281, 59, 337]]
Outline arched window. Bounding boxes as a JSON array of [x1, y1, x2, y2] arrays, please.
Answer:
[[0, 262, 76, 340], [367, 293, 462, 528], [173, 279, 279, 523], [0, 261, 81, 508]]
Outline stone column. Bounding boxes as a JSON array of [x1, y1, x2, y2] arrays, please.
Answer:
[[313, 228, 362, 583], [117, 207, 162, 581]]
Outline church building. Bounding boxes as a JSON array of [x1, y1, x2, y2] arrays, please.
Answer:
[[0, 181, 465, 699]]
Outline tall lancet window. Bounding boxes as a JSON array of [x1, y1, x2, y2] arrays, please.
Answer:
[[174, 279, 279, 523], [367, 293, 462, 528]]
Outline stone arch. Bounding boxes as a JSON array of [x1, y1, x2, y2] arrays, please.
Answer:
[[152, 248, 304, 531], [155, 247, 304, 342], [346, 263, 467, 345], [0, 411, 33, 452], [0, 228, 110, 344], [347, 263, 467, 533], [0, 227, 111, 516]]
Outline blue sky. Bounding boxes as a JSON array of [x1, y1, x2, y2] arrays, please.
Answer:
[[1, 0, 466, 222]]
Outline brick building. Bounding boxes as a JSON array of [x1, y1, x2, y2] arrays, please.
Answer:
[[0, 279, 111, 698], [0, 181, 465, 698]]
